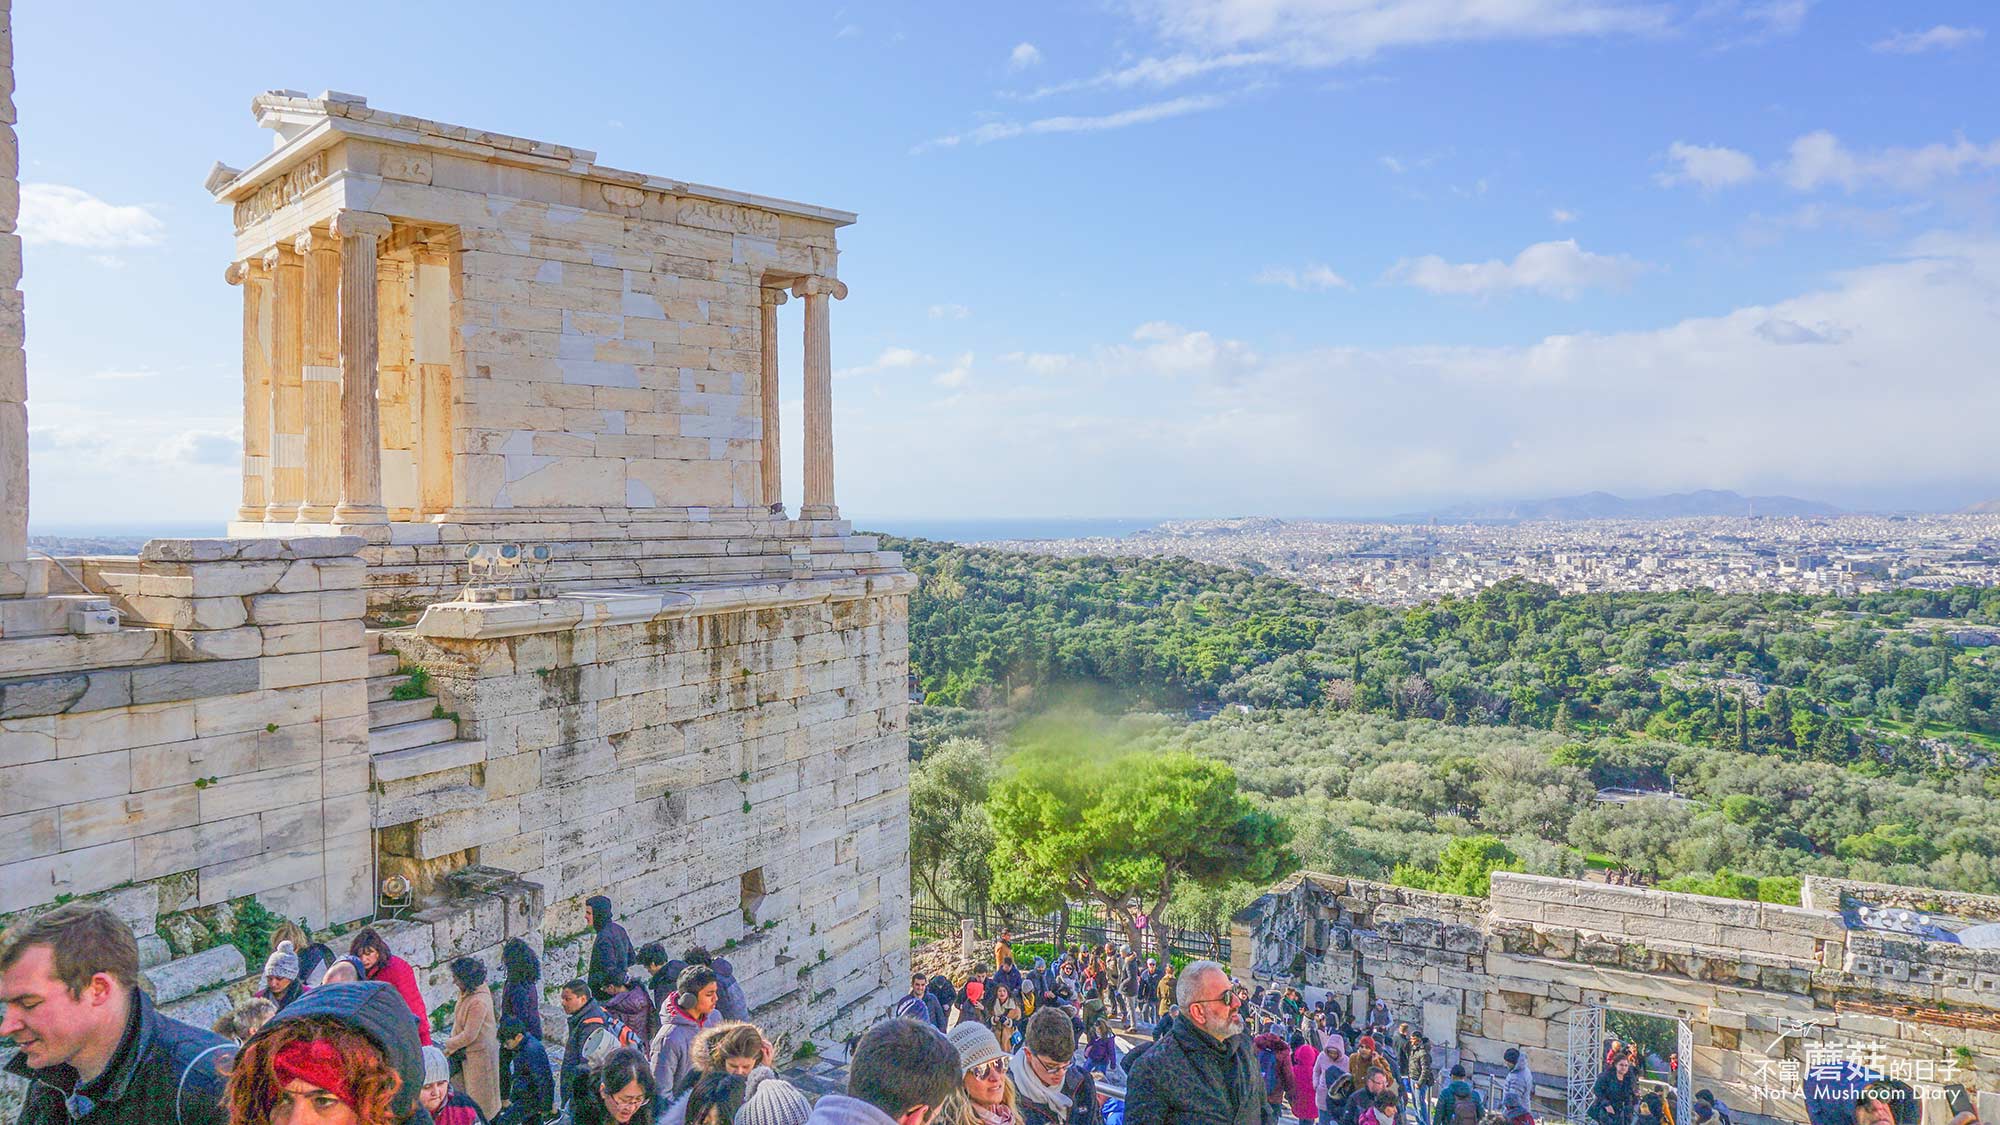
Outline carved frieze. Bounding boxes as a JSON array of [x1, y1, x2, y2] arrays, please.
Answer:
[[676, 198, 780, 238], [233, 151, 330, 231]]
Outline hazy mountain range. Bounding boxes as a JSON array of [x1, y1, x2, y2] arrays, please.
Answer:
[[1396, 489, 1844, 522]]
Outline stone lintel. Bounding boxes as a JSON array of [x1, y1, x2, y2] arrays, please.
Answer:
[[415, 571, 917, 640]]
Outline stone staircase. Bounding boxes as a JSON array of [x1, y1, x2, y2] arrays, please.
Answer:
[[365, 630, 482, 779]]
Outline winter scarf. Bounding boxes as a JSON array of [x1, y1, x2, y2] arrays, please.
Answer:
[[1010, 1049, 1073, 1118]]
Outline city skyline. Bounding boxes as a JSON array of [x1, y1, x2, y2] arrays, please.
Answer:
[[11, 0, 1999, 523]]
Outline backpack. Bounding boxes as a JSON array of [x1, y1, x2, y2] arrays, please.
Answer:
[[579, 1012, 643, 1065], [1453, 1090, 1483, 1125]]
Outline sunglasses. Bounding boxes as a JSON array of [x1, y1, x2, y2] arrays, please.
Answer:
[[967, 1060, 1007, 1080]]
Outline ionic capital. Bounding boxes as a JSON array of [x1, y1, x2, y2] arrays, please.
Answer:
[[294, 227, 335, 256], [330, 209, 394, 241], [225, 261, 251, 286], [260, 243, 296, 273], [790, 275, 848, 301], [759, 287, 790, 308]]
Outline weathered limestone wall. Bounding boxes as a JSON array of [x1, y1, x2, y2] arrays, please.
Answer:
[[2, 537, 372, 925], [384, 572, 917, 1043], [1237, 872, 2000, 1125]]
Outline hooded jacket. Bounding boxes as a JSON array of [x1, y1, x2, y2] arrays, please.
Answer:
[[604, 984, 658, 1048], [1125, 1015, 1263, 1125], [1255, 1034, 1294, 1107], [649, 999, 713, 1092], [1502, 1055, 1535, 1119], [262, 980, 436, 1124], [1291, 1043, 1321, 1120], [4, 984, 231, 1125], [586, 896, 633, 999], [712, 957, 750, 1022], [1435, 1079, 1483, 1125], [507, 1031, 557, 1118]]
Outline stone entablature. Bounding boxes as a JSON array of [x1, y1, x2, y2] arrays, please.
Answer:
[[1236, 872, 2000, 1125], [209, 91, 855, 537]]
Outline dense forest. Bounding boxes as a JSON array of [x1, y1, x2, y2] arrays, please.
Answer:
[[890, 535, 2000, 904], [892, 537, 2000, 774], [911, 709, 2000, 910]]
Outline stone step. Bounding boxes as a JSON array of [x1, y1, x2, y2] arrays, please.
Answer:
[[369, 717, 460, 754], [368, 651, 401, 678], [372, 738, 486, 783], [375, 782, 487, 828], [366, 630, 386, 655], [368, 695, 438, 729]]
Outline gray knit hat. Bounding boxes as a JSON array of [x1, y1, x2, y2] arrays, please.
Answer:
[[737, 1067, 813, 1125], [947, 1021, 1004, 1073], [421, 1045, 450, 1086], [263, 940, 301, 981]]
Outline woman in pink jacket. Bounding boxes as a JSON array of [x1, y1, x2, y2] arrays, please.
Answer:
[[350, 926, 433, 1045], [1290, 1033, 1321, 1125]]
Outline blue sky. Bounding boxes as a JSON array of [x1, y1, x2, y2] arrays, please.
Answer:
[[14, 0, 1999, 526]]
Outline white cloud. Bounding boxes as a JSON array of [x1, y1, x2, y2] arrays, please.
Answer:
[[844, 235, 2000, 517], [1551, 208, 1579, 223], [1782, 130, 2000, 192], [933, 353, 974, 388], [1133, 0, 1669, 65], [928, 304, 971, 320], [1872, 25, 1984, 53], [836, 346, 931, 379], [1388, 239, 1647, 298], [1009, 42, 1043, 70], [1379, 155, 1406, 174], [18, 184, 165, 248], [1254, 264, 1352, 290], [918, 94, 1227, 151], [1656, 142, 1759, 190], [88, 368, 158, 381], [1002, 322, 1261, 384], [835, 23, 861, 39]]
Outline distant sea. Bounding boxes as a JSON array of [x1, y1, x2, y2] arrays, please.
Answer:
[[30, 522, 227, 539], [857, 517, 1164, 543]]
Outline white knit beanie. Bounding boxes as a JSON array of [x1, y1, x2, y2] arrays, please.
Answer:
[[263, 940, 301, 981], [737, 1068, 813, 1125], [421, 1045, 450, 1086]]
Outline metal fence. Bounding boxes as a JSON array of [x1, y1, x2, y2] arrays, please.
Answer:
[[911, 885, 1231, 962]]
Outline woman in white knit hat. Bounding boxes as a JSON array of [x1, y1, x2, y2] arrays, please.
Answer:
[[257, 939, 308, 1012], [938, 1021, 1020, 1125]]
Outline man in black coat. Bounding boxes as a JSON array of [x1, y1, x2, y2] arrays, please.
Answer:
[[585, 895, 633, 1000], [1, 905, 231, 1125], [1126, 960, 1263, 1125]]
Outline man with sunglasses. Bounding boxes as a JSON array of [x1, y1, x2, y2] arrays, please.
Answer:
[[1127, 961, 1262, 1125], [1, 904, 230, 1125], [1014, 1008, 1103, 1125]]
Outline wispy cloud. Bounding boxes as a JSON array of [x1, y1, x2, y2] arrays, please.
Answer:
[[1551, 208, 1579, 224], [1388, 239, 1647, 298], [1008, 42, 1043, 70], [836, 346, 931, 379], [1871, 25, 1984, 53], [916, 94, 1228, 151], [1782, 131, 2000, 192], [1254, 264, 1352, 291], [19, 184, 165, 248], [933, 353, 974, 388], [1134, 0, 1669, 66], [928, 304, 971, 320], [1656, 141, 1759, 190], [88, 368, 159, 381]]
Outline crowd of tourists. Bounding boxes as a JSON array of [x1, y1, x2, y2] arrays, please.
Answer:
[[0, 898, 794, 1125], [14, 900, 1952, 1125]]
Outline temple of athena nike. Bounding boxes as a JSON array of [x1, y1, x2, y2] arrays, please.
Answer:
[[0, 0, 914, 1071]]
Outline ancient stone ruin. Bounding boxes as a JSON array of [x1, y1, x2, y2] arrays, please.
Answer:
[[0, 4, 913, 1100], [1235, 871, 2000, 1125]]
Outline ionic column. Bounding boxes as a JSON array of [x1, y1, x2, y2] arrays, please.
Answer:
[[0, 0, 31, 596], [790, 275, 847, 521], [758, 286, 787, 513], [264, 244, 306, 522], [331, 210, 391, 526], [226, 259, 272, 522], [295, 227, 340, 522]]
